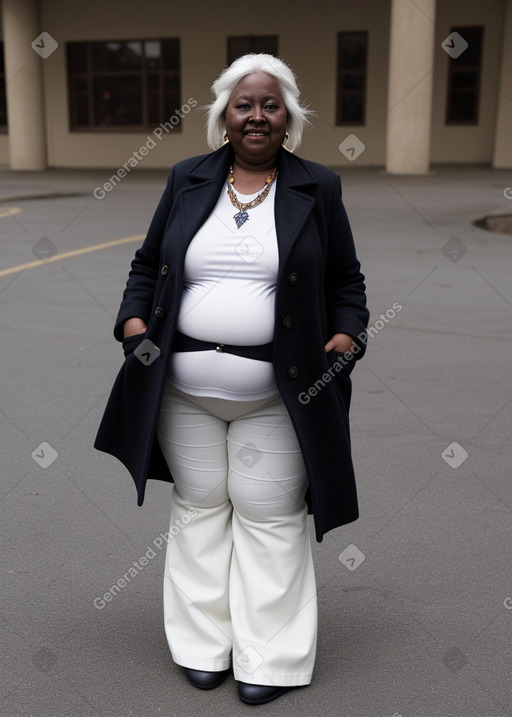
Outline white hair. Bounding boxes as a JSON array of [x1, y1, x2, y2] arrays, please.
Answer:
[[205, 53, 314, 152]]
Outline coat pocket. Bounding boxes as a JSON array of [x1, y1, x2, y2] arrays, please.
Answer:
[[326, 349, 356, 376], [122, 332, 146, 357], [326, 350, 353, 409]]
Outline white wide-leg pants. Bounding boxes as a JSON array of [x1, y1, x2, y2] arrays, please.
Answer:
[[156, 382, 317, 687]]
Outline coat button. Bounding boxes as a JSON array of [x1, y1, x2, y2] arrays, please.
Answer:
[[283, 316, 293, 330], [288, 272, 299, 285], [154, 306, 166, 318], [161, 265, 169, 276], [288, 365, 299, 379]]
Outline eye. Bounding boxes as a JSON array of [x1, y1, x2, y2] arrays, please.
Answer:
[[265, 103, 279, 110], [235, 103, 251, 110]]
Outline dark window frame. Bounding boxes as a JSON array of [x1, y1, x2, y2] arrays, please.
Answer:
[[445, 26, 484, 126], [336, 31, 368, 126], [227, 36, 279, 65], [66, 38, 181, 132]]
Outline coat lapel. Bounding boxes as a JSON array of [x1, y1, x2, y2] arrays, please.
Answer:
[[175, 144, 318, 265], [177, 144, 234, 254], [274, 149, 317, 270]]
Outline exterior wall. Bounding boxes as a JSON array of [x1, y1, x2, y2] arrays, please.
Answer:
[[0, 0, 509, 169], [277, 1, 390, 167], [41, 0, 213, 170], [40, 0, 391, 169], [430, 0, 505, 164]]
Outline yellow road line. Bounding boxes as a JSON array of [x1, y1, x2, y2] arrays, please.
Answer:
[[0, 207, 22, 218], [0, 234, 145, 278]]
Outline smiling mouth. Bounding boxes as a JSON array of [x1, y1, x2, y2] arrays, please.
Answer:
[[245, 131, 269, 137]]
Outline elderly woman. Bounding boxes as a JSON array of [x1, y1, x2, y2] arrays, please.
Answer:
[[95, 53, 369, 705]]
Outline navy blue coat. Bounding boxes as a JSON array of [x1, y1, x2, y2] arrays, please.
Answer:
[[94, 143, 369, 542]]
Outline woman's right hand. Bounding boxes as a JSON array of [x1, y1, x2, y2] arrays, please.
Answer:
[[123, 317, 147, 338]]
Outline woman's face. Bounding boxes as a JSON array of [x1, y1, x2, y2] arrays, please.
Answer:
[[225, 71, 288, 169]]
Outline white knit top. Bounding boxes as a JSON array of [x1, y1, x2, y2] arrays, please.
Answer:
[[167, 180, 279, 400]]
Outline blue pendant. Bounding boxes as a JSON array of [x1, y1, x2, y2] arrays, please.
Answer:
[[234, 210, 249, 228]]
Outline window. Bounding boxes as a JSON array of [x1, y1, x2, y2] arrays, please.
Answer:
[[336, 32, 367, 125], [0, 42, 7, 132], [227, 36, 278, 65], [446, 26, 484, 125], [66, 39, 181, 131]]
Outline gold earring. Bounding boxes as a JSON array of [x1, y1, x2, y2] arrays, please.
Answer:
[[223, 132, 229, 144], [282, 131, 293, 152]]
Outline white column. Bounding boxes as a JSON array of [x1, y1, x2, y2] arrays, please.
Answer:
[[385, 0, 436, 174], [493, 0, 512, 168], [2, 0, 47, 170]]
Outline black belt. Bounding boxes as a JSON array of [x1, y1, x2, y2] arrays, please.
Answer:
[[172, 330, 273, 363]]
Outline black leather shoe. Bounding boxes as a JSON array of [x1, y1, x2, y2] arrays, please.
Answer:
[[183, 667, 230, 689], [238, 682, 293, 705]]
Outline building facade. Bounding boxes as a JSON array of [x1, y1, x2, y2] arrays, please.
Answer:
[[1, 0, 511, 172]]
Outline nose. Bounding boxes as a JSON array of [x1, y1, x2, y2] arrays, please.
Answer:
[[249, 105, 265, 122]]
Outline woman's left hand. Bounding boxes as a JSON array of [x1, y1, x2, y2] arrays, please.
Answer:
[[324, 333, 355, 354]]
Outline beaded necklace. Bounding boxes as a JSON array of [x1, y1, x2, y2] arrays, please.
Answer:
[[227, 165, 278, 228]]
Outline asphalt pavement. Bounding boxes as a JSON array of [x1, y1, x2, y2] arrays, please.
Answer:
[[1, 162, 511, 717]]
